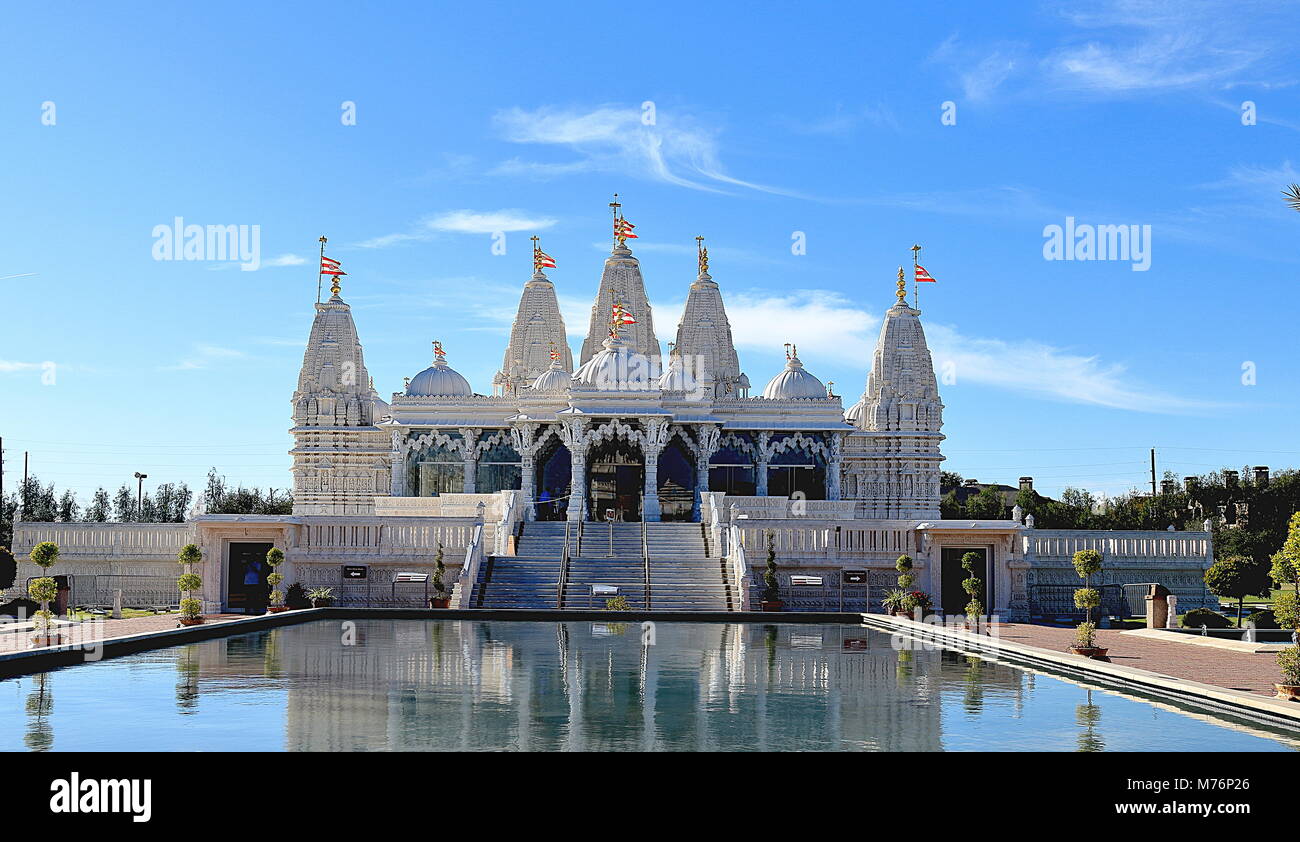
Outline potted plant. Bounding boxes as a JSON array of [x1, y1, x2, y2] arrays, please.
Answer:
[[893, 555, 916, 617], [605, 595, 631, 611], [1069, 548, 1108, 657], [429, 543, 450, 608], [881, 588, 909, 616], [28, 541, 60, 646], [960, 551, 983, 630], [177, 543, 204, 626], [265, 547, 288, 613], [760, 530, 783, 611], [307, 586, 335, 608], [905, 590, 933, 617]]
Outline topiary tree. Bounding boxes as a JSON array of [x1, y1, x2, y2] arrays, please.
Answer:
[[1072, 549, 1103, 648], [960, 551, 983, 623], [177, 543, 203, 622], [432, 542, 447, 603], [28, 541, 60, 636], [895, 555, 914, 590], [762, 530, 780, 604], [1205, 554, 1272, 627], [266, 547, 285, 609]]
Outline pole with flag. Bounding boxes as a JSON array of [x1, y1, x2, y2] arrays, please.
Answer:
[[320, 248, 346, 298], [317, 236, 327, 303], [531, 235, 556, 273], [610, 193, 637, 247], [912, 243, 936, 309]]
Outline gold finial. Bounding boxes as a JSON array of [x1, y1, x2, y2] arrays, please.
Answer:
[[896, 266, 907, 304], [696, 235, 709, 275], [783, 342, 792, 361], [331, 276, 341, 297]]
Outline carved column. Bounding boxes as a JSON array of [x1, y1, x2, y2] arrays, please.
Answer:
[[641, 417, 670, 522], [511, 423, 540, 522], [561, 419, 589, 522], [459, 427, 480, 494], [826, 432, 843, 501], [694, 425, 721, 522], [389, 430, 411, 496], [755, 431, 772, 497]]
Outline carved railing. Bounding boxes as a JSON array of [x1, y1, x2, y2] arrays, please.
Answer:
[[454, 523, 485, 609], [12, 522, 197, 559], [1023, 530, 1213, 562], [296, 517, 486, 557]]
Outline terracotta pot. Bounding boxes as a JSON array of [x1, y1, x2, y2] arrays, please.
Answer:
[[178, 616, 204, 627], [429, 597, 451, 609], [1069, 646, 1109, 658], [267, 605, 288, 614], [30, 634, 62, 647], [310, 599, 333, 609], [1274, 683, 1300, 702], [892, 610, 913, 618], [761, 600, 784, 612]]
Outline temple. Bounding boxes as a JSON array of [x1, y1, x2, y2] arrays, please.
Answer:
[[11, 206, 1216, 619]]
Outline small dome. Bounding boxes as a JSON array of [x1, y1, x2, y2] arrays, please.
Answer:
[[407, 344, 473, 397], [529, 359, 571, 394], [762, 354, 827, 400], [844, 394, 867, 424], [572, 333, 654, 391], [658, 354, 692, 391]]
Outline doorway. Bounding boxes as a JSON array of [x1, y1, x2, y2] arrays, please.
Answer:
[[227, 542, 274, 614], [940, 547, 988, 617], [587, 439, 643, 521]]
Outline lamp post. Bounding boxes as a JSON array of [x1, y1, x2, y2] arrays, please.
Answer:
[[133, 472, 148, 519]]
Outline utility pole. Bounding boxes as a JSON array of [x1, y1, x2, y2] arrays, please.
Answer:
[[21, 451, 28, 521], [1150, 447, 1158, 530]]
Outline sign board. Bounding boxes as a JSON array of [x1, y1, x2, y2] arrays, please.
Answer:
[[842, 638, 870, 652], [394, 572, 429, 584], [591, 584, 620, 597], [790, 575, 823, 587], [841, 570, 868, 585], [342, 565, 368, 580]]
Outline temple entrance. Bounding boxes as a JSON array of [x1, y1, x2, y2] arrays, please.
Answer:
[[940, 547, 989, 617], [587, 439, 643, 521], [658, 437, 696, 521], [227, 542, 273, 614], [534, 438, 571, 521]]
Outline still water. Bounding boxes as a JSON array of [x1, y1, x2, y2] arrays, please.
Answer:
[[1, 619, 1296, 751]]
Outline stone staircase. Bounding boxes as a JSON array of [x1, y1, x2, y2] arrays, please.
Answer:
[[644, 522, 733, 611], [562, 523, 646, 609], [474, 521, 564, 609], [475, 521, 735, 611]]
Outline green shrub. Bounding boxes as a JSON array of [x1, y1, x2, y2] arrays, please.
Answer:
[[1074, 622, 1097, 648], [268, 589, 284, 607], [28, 577, 57, 603], [606, 595, 630, 611], [1278, 646, 1300, 686], [433, 543, 447, 596], [1275, 592, 1300, 631], [1074, 588, 1101, 610], [1246, 609, 1279, 629], [895, 555, 915, 591], [177, 543, 202, 567], [179, 598, 202, 619], [881, 589, 909, 613], [0, 546, 16, 591], [176, 573, 202, 593], [1072, 549, 1103, 580], [29, 542, 59, 569], [762, 530, 779, 602], [266, 572, 284, 589], [1181, 607, 1232, 629], [266, 547, 284, 567]]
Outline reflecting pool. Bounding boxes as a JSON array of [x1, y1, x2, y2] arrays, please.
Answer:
[[0, 620, 1296, 751]]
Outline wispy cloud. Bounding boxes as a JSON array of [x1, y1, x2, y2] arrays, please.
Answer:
[[654, 289, 1218, 414], [161, 343, 249, 371], [784, 103, 900, 136], [491, 104, 805, 197], [0, 359, 44, 373], [263, 254, 306, 267], [428, 209, 556, 234], [354, 209, 556, 249]]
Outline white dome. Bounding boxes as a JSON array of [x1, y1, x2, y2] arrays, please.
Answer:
[[529, 360, 571, 394], [762, 355, 827, 400], [572, 333, 654, 391], [658, 354, 691, 391], [407, 351, 473, 397], [844, 394, 867, 425]]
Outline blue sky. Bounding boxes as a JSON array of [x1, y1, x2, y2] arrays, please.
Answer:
[[3, 0, 1300, 504]]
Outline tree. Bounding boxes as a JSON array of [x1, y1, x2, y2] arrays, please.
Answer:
[[28, 541, 60, 635], [112, 485, 136, 522], [1270, 511, 1300, 592], [961, 551, 983, 623], [1072, 549, 1104, 650], [0, 545, 16, 592], [1204, 554, 1272, 627], [965, 485, 1006, 519], [83, 489, 111, 522], [56, 490, 78, 523], [177, 544, 203, 623]]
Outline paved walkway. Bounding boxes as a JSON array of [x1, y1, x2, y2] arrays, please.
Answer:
[[987, 623, 1286, 697], [0, 613, 248, 655]]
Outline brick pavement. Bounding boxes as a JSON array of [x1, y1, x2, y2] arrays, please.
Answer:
[[0, 613, 249, 655]]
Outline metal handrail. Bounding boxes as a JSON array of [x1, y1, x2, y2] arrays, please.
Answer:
[[557, 520, 571, 608], [642, 519, 651, 610]]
